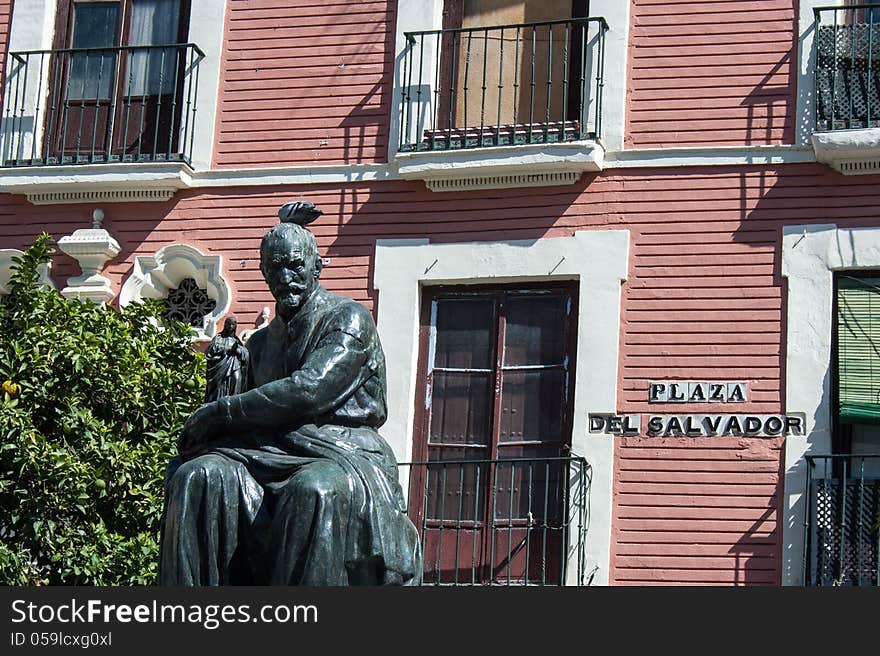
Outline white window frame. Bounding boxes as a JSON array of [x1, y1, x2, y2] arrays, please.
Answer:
[[389, 0, 629, 158], [373, 229, 630, 585], [780, 222, 880, 584]]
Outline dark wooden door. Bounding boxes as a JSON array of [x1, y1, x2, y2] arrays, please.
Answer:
[[410, 285, 577, 585]]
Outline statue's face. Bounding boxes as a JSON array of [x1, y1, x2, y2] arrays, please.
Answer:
[[223, 318, 237, 335], [261, 232, 318, 318]]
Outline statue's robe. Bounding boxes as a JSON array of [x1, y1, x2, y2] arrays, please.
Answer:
[[203, 333, 248, 402], [159, 287, 422, 585]]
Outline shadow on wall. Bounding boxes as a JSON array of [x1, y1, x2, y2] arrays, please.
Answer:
[[323, 174, 601, 311], [728, 439, 787, 585]]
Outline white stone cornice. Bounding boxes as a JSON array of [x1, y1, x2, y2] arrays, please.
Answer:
[[395, 140, 604, 191], [0, 145, 827, 201], [811, 128, 880, 174], [0, 162, 194, 204]]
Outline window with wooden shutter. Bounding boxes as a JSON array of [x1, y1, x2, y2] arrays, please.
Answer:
[[410, 283, 577, 584], [836, 275, 880, 424]]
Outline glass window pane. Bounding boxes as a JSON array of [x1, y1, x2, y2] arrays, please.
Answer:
[[428, 372, 492, 446], [434, 298, 494, 369], [128, 0, 182, 95], [71, 5, 120, 49], [68, 4, 120, 100], [499, 370, 565, 443], [504, 294, 568, 366]]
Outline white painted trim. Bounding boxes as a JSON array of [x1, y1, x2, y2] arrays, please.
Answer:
[[0, 248, 54, 294], [590, 1, 629, 153], [191, 163, 397, 187], [796, 1, 844, 147], [373, 230, 630, 586], [396, 139, 604, 189], [605, 145, 816, 169], [780, 222, 880, 585], [1, 1, 58, 162], [186, 0, 227, 170], [388, 0, 445, 159], [119, 243, 231, 339]]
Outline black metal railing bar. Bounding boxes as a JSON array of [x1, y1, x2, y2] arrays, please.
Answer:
[[399, 17, 607, 152], [814, 6, 880, 131], [398, 456, 590, 586], [803, 454, 880, 586], [1, 43, 204, 167]]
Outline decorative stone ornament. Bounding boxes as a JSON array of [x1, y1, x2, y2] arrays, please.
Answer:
[[57, 209, 121, 305], [119, 243, 230, 339]]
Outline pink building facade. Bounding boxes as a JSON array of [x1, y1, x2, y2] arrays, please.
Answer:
[[1, 0, 878, 586]]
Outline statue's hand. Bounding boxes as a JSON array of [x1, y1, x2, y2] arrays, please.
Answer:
[[178, 402, 221, 459]]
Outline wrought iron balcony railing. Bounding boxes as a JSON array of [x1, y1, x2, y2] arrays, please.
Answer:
[[803, 454, 880, 586], [815, 5, 880, 131], [399, 456, 590, 586], [1, 43, 204, 167], [398, 17, 608, 152]]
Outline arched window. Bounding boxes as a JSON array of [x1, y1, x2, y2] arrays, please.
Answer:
[[119, 243, 230, 339]]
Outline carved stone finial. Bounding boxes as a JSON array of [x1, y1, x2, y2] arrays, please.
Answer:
[[92, 208, 105, 230]]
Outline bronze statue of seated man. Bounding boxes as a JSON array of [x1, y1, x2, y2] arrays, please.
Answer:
[[159, 202, 422, 586]]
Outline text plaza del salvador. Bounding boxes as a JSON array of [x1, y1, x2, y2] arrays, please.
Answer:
[[589, 382, 807, 438]]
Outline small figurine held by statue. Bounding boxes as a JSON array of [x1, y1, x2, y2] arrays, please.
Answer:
[[204, 316, 249, 402]]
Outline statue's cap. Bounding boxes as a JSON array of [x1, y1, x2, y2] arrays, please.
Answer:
[[278, 201, 323, 226]]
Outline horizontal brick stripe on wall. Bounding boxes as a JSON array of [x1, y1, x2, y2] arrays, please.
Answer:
[[628, 0, 796, 148], [213, 0, 397, 168], [3, 162, 877, 584]]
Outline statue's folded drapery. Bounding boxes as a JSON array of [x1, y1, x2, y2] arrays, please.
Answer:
[[160, 423, 421, 585]]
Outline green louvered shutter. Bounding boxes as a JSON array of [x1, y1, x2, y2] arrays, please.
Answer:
[[837, 276, 880, 423]]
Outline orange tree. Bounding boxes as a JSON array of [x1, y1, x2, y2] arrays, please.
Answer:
[[0, 234, 204, 584]]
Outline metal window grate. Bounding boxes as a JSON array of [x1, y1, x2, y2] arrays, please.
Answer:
[[815, 6, 880, 131], [0, 43, 203, 167], [398, 17, 608, 152], [804, 455, 880, 586], [399, 456, 591, 586], [163, 277, 215, 328]]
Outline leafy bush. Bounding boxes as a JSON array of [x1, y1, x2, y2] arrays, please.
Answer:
[[0, 234, 205, 584]]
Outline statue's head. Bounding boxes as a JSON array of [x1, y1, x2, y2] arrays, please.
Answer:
[[260, 204, 323, 320], [221, 316, 237, 336]]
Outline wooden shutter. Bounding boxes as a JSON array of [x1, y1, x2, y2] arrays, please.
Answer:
[[837, 276, 880, 423]]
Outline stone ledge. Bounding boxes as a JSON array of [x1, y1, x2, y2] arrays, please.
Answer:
[[0, 161, 194, 204], [812, 128, 880, 175], [395, 140, 604, 191]]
